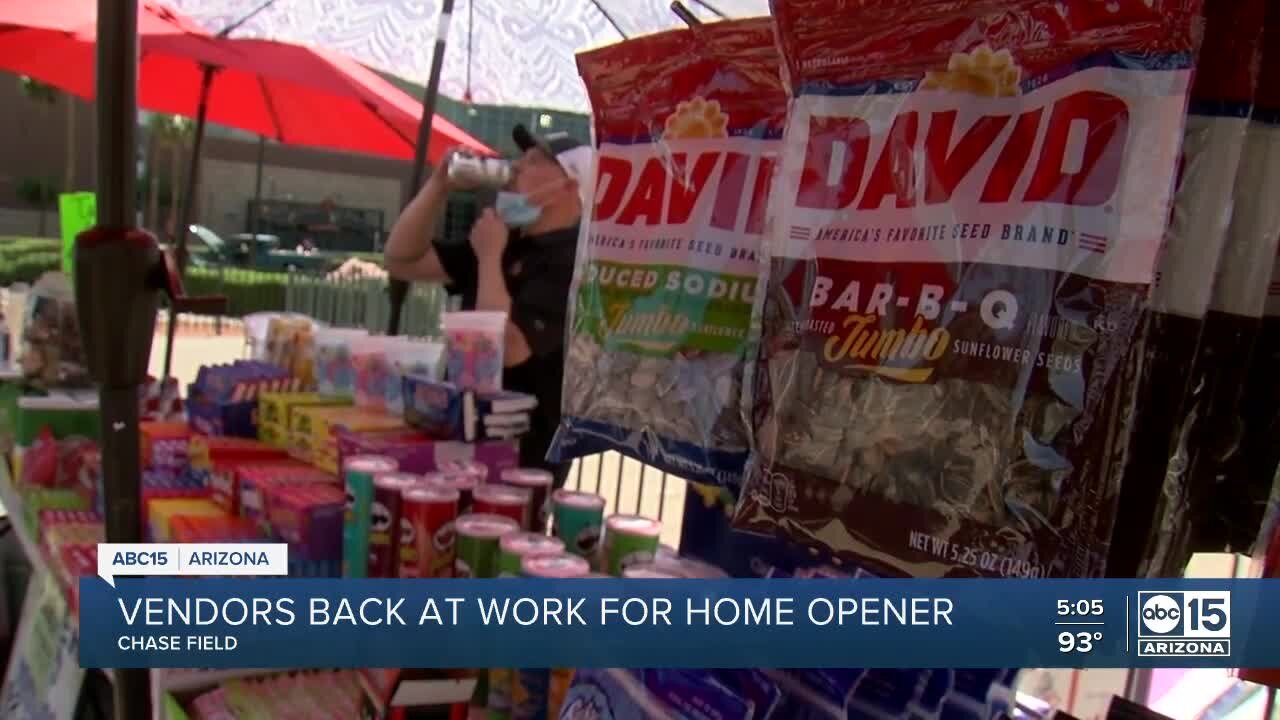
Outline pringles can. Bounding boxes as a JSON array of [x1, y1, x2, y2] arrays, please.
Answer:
[[369, 472, 418, 577], [499, 468, 554, 532], [551, 490, 605, 561], [514, 553, 590, 720], [474, 484, 533, 529], [454, 513, 519, 579], [602, 515, 661, 577], [422, 470, 480, 514], [447, 152, 512, 189], [497, 532, 565, 577], [401, 485, 459, 578], [438, 458, 489, 485], [341, 455, 398, 578]]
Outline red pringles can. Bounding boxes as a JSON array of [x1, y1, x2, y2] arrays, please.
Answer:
[[473, 484, 533, 529], [498, 468, 554, 533], [422, 470, 481, 515], [401, 485, 459, 578], [437, 458, 488, 484], [369, 472, 419, 577]]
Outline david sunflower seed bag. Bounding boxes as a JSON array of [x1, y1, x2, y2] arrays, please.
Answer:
[[551, 18, 786, 488], [735, 0, 1202, 578]]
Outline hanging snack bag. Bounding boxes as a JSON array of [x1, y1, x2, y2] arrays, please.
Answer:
[[550, 18, 787, 487], [1176, 0, 1280, 557], [736, 0, 1202, 578], [1107, 0, 1267, 578]]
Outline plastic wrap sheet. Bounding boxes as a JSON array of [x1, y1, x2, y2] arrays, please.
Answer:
[[1106, 0, 1267, 578], [1179, 0, 1280, 558], [734, 0, 1202, 578], [550, 18, 787, 488]]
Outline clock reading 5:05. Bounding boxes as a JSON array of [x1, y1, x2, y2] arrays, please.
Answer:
[[1057, 600, 1104, 616]]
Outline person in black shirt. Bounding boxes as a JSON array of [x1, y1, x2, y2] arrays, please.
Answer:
[[384, 125, 591, 488]]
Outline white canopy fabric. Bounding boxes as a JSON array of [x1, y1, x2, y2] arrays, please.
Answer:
[[166, 0, 771, 113]]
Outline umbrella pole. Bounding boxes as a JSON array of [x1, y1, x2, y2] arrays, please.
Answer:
[[251, 135, 266, 235], [161, 65, 214, 380], [89, 0, 152, 716], [389, 0, 457, 336]]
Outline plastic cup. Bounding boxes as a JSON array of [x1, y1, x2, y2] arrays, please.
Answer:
[[441, 311, 507, 393]]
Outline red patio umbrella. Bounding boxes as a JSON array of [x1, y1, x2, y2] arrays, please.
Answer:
[[0, 0, 490, 161]]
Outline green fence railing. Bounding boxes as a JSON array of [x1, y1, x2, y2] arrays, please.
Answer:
[[283, 272, 453, 337]]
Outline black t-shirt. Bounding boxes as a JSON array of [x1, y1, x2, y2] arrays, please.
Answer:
[[433, 225, 578, 471]]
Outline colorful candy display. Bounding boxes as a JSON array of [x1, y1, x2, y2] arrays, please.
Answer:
[[441, 311, 507, 393]]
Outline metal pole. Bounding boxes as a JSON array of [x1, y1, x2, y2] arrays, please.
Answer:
[[251, 134, 266, 234], [388, 0, 456, 336], [161, 66, 214, 381], [94, 0, 151, 715]]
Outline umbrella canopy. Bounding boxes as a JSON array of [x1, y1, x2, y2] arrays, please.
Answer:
[[0, 0, 491, 161], [165, 0, 771, 113]]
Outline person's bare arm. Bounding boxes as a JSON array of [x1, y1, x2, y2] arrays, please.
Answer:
[[383, 171, 452, 282], [471, 209, 533, 367]]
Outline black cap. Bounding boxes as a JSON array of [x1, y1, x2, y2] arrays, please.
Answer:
[[513, 123, 585, 158], [512, 124, 593, 207]]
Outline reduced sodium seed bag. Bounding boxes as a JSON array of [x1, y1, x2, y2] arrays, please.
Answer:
[[1106, 0, 1267, 578], [550, 19, 786, 487], [735, 0, 1202, 578]]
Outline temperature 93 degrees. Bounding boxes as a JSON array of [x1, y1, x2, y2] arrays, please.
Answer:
[[1056, 598, 1105, 654]]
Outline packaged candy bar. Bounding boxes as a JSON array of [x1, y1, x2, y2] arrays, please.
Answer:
[[1180, 1, 1280, 557], [551, 18, 786, 487], [736, 0, 1202, 578], [1107, 0, 1268, 577]]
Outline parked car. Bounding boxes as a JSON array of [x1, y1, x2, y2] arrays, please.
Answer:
[[186, 225, 336, 273]]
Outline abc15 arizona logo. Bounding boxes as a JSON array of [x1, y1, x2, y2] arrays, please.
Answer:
[[1136, 591, 1231, 657]]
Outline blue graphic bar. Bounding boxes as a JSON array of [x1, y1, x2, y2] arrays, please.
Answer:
[[77, 578, 1279, 669]]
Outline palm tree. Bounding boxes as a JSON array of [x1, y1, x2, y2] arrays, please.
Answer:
[[148, 114, 194, 240], [17, 77, 59, 235], [19, 77, 77, 195]]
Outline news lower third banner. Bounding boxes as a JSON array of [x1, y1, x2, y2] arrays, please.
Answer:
[[77, 579, 1278, 669]]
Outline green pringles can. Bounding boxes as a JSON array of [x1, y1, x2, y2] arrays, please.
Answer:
[[454, 513, 520, 579], [497, 532, 565, 578], [551, 490, 605, 561], [342, 455, 398, 578], [487, 532, 565, 720], [602, 514, 662, 577]]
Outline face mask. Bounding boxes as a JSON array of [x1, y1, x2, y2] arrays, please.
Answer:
[[495, 191, 543, 228]]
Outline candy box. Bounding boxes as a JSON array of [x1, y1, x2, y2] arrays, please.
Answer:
[[401, 375, 466, 440], [238, 465, 336, 531], [336, 429, 517, 481], [141, 421, 191, 471], [20, 486, 87, 535], [208, 458, 312, 515], [170, 515, 264, 543], [265, 483, 344, 570], [258, 392, 349, 447], [146, 497, 226, 542], [58, 543, 96, 613], [189, 435, 290, 471], [288, 405, 404, 468]]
